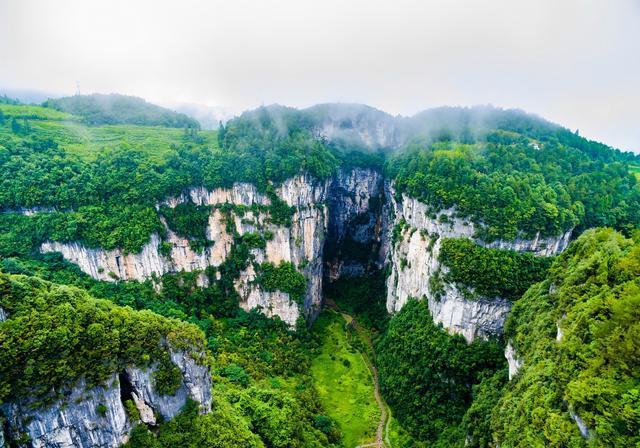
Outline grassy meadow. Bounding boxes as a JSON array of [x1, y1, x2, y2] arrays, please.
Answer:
[[0, 103, 218, 163], [311, 311, 380, 447]]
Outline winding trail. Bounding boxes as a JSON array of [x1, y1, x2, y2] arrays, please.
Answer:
[[327, 301, 391, 448]]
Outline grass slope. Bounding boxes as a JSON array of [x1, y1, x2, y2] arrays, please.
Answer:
[[0, 103, 218, 162], [311, 311, 379, 447]]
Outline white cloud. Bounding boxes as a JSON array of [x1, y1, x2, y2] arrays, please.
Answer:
[[1, 0, 638, 152]]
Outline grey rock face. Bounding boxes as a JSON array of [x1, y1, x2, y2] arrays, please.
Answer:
[[3, 350, 212, 448], [428, 289, 512, 342], [39, 175, 330, 326], [505, 341, 523, 380], [385, 186, 572, 342], [324, 168, 386, 280], [125, 347, 212, 425], [3, 374, 129, 448], [0, 306, 7, 322]]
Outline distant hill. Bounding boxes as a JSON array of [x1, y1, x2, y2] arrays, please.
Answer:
[[161, 101, 237, 130], [0, 87, 61, 105], [43, 93, 200, 128]]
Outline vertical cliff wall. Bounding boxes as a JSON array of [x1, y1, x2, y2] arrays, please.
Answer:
[[1, 348, 211, 448], [38, 170, 572, 337], [38, 168, 390, 327], [385, 185, 572, 342], [323, 167, 386, 281], [40, 175, 330, 326]]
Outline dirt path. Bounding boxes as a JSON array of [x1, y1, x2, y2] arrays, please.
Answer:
[[329, 302, 390, 448]]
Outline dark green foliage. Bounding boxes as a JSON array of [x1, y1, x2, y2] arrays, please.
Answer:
[[377, 299, 505, 444], [154, 355, 184, 396], [96, 404, 108, 416], [439, 237, 553, 300], [43, 94, 200, 128], [266, 186, 295, 226], [3, 102, 639, 256], [242, 232, 267, 249], [0, 254, 235, 321], [324, 271, 389, 331], [219, 106, 340, 184], [224, 385, 336, 448], [125, 399, 264, 448], [387, 135, 640, 240], [259, 261, 307, 304], [460, 370, 508, 448], [0, 272, 205, 403], [428, 268, 445, 301], [220, 364, 250, 387], [0, 104, 340, 254], [313, 415, 342, 444], [160, 202, 211, 252], [490, 229, 640, 447]]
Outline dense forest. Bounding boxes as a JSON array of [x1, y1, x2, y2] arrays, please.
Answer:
[[377, 229, 640, 447], [1, 98, 639, 447], [489, 229, 640, 447], [1, 101, 639, 256]]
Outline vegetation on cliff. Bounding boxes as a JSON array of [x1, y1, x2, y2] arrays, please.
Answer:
[[485, 228, 640, 447], [0, 272, 206, 404], [1, 99, 639, 447], [376, 299, 506, 444], [438, 237, 553, 300], [387, 135, 639, 241], [379, 229, 640, 447]]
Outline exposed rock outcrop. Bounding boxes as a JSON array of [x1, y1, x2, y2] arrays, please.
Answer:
[[505, 341, 523, 380], [39, 171, 572, 335], [37, 169, 387, 326], [125, 349, 211, 425], [2, 350, 212, 448], [569, 408, 591, 439], [40, 175, 330, 325], [324, 168, 386, 280], [3, 374, 129, 448], [386, 187, 572, 342]]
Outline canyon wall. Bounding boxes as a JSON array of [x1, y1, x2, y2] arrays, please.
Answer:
[[39, 169, 386, 326], [385, 186, 572, 342], [324, 167, 386, 280], [1, 348, 211, 448], [41, 175, 329, 326], [38, 170, 572, 338]]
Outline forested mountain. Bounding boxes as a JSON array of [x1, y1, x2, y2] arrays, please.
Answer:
[[0, 100, 638, 448], [43, 93, 201, 128]]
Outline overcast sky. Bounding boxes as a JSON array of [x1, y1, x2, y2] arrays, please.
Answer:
[[1, 0, 639, 152]]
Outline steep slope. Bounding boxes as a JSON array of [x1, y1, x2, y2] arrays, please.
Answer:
[[460, 229, 640, 448], [385, 187, 571, 341], [1, 100, 639, 447], [40, 175, 329, 325], [0, 273, 212, 447]]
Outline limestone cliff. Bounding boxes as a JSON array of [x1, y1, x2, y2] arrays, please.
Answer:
[[40, 175, 329, 326], [38, 168, 391, 326], [324, 167, 386, 280], [385, 186, 572, 342], [39, 170, 572, 336], [1, 348, 211, 448]]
